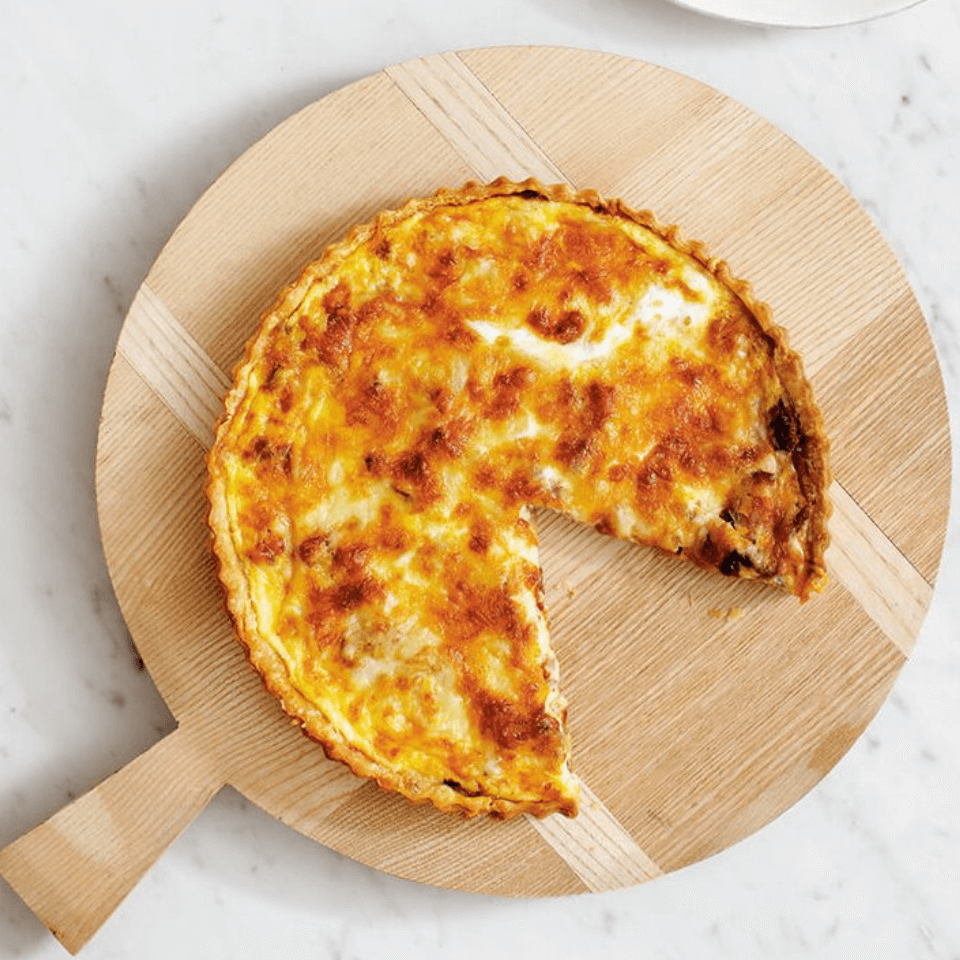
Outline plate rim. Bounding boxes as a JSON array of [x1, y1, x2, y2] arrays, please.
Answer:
[[662, 0, 927, 28]]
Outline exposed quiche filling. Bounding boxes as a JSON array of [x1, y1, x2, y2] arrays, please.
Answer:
[[207, 180, 829, 819]]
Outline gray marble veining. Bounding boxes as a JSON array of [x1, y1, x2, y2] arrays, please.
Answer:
[[1, 1, 958, 957]]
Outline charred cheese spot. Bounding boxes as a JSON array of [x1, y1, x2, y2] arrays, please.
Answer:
[[468, 523, 492, 554], [554, 434, 594, 470], [344, 378, 399, 429], [488, 366, 536, 419], [526, 306, 586, 344], [769, 398, 802, 453], [333, 577, 380, 610], [474, 690, 560, 752], [297, 534, 328, 564], [249, 532, 285, 563]]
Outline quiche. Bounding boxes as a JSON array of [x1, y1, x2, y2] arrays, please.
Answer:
[[206, 178, 830, 820]]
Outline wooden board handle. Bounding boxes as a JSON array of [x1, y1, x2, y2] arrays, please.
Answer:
[[0, 725, 224, 954]]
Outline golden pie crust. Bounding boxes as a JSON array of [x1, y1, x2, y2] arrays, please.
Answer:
[[205, 178, 831, 819]]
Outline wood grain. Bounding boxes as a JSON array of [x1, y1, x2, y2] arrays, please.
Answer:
[[527, 783, 664, 891], [119, 284, 230, 449], [826, 482, 933, 657], [385, 52, 567, 183], [1, 47, 950, 951], [0, 727, 223, 954]]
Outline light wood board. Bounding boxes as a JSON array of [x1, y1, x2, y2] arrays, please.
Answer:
[[0, 47, 951, 954]]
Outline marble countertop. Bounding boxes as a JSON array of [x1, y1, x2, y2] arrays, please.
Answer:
[[2, 1, 958, 957]]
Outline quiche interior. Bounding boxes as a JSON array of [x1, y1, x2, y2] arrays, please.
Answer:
[[206, 179, 830, 819]]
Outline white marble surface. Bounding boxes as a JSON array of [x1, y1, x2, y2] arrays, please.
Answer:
[[2, 0, 958, 957]]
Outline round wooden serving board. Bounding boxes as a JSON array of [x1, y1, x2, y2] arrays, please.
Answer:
[[0, 47, 951, 954]]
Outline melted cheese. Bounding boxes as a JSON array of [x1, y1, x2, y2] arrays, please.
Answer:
[[207, 184, 827, 819]]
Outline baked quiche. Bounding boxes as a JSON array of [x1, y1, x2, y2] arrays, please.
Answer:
[[206, 178, 830, 820]]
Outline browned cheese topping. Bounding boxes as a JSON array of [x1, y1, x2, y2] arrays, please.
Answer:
[[206, 181, 829, 818]]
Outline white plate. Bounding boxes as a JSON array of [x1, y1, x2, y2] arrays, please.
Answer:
[[664, 0, 926, 27]]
